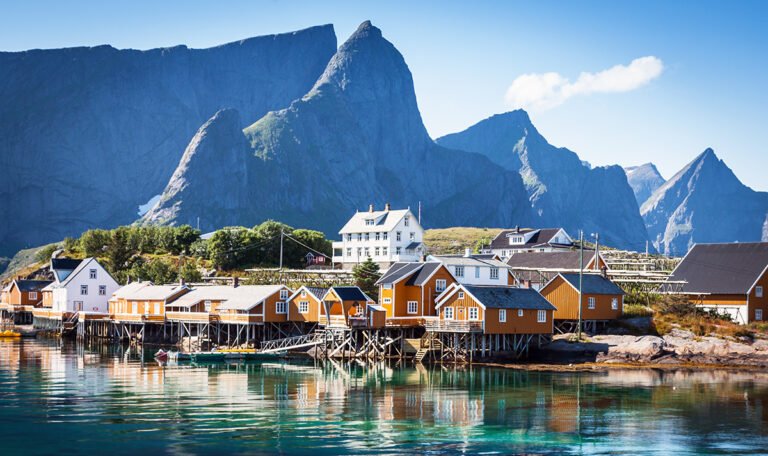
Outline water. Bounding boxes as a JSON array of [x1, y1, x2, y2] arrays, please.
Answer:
[[0, 340, 766, 455]]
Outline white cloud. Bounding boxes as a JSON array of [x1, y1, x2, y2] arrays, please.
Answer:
[[504, 56, 664, 111]]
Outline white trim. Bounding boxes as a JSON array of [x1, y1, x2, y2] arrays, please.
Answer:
[[499, 309, 506, 322], [407, 301, 418, 315], [747, 265, 768, 295]]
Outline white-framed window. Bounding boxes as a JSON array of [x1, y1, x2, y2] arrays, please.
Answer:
[[357, 247, 362, 257], [475, 267, 480, 278], [375, 247, 380, 256], [396, 247, 401, 255], [383, 233, 388, 241], [407, 301, 418, 314], [588, 297, 596, 309], [445, 307, 454, 320], [299, 301, 309, 313], [468, 307, 479, 320], [382, 247, 388, 256], [346, 248, 352, 257], [132, 302, 137, 314], [510, 236, 524, 245], [518, 309, 524, 317], [280, 289, 289, 300], [99, 285, 106, 296], [455, 266, 464, 277], [756, 286, 764, 298], [204, 300, 212, 312], [537, 310, 546, 323], [80, 285, 88, 295], [365, 219, 374, 226], [499, 309, 506, 322], [611, 297, 618, 310], [396, 231, 402, 241], [383, 297, 392, 304], [756, 309, 763, 321], [301, 290, 307, 297], [347, 234, 352, 242], [490, 268, 499, 280], [404, 216, 410, 227], [89, 269, 97, 279], [435, 279, 447, 292], [375, 232, 380, 241], [365, 233, 370, 241], [357, 233, 363, 241], [275, 301, 287, 314], [364, 248, 370, 257], [154, 302, 160, 314], [458, 291, 465, 299], [28, 291, 38, 300], [382, 283, 392, 289], [409, 232, 415, 241]]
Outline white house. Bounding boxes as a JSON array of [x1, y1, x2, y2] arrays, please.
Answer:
[[50, 258, 120, 314], [488, 227, 574, 259], [332, 204, 424, 269], [428, 250, 515, 286]]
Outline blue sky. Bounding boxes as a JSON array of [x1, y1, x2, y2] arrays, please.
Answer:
[[2, 1, 766, 190]]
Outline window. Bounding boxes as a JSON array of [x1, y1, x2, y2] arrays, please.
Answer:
[[458, 291, 465, 299], [757, 286, 764, 298], [499, 309, 507, 322], [510, 236, 524, 245], [364, 248, 370, 257], [375, 232, 380, 241], [89, 269, 97, 279], [375, 247, 380, 256], [537, 310, 547, 323], [756, 309, 763, 321], [280, 289, 289, 300], [364, 233, 370, 241], [588, 297, 596, 309], [468, 307, 479, 320], [490, 268, 499, 280], [80, 285, 88, 295], [299, 301, 309, 313], [475, 267, 480, 278], [29, 291, 38, 300], [445, 307, 454, 320], [204, 300, 212, 312], [396, 247, 401, 255], [154, 302, 160, 315], [275, 301, 287, 314], [435, 279, 447, 292], [383, 297, 392, 304], [518, 309, 524, 317], [357, 233, 362, 241], [455, 266, 465, 277], [404, 216, 410, 227], [382, 283, 392, 289], [611, 298, 619, 310], [301, 290, 307, 297], [346, 248, 352, 257], [365, 219, 374, 226], [407, 301, 418, 314], [396, 231, 402, 241], [383, 233, 388, 241], [347, 234, 352, 242], [99, 285, 106, 296], [409, 232, 415, 241], [357, 247, 362, 257], [502, 250, 507, 257], [382, 247, 388, 256], [132, 302, 137, 314]]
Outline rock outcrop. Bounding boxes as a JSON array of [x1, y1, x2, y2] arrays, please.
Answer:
[[640, 148, 768, 256], [624, 163, 665, 206], [436, 110, 650, 250], [0, 25, 337, 255]]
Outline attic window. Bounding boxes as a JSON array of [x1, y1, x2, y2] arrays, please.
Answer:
[[509, 236, 524, 245], [89, 269, 97, 279], [365, 219, 374, 226], [404, 216, 410, 227]]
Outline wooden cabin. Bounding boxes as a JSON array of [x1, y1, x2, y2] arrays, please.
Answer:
[[506, 250, 607, 290], [429, 251, 516, 286], [109, 282, 189, 322], [286, 286, 328, 323], [375, 262, 457, 326], [2, 279, 52, 308], [664, 242, 768, 324], [320, 286, 376, 328], [540, 273, 624, 322], [433, 284, 555, 335], [165, 285, 291, 324]]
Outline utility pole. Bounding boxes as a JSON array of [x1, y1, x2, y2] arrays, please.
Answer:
[[578, 230, 584, 341], [279, 229, 284, 270], [593, 233, 600, 271], [645, 240, 649, 256]]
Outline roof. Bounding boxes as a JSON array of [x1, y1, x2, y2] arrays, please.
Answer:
[[451, 285, 556, 310], [125, 285, 187, 301], [376, 262, 424, 285], [338, 208, 418, 234], [490, 228, 570, 250], [50, 258, 83, 282], [405, 241, 423, 250], [171, 285, 285, 311], [13, 280, 52, 292], [557, 273, 625, 295], [667, 242, 768, 295], [430, 255, 510, 269], [368, 304, 386, 312], [404, 262, 443, 286], [328, 286, 372, 302], [111, 281, 152, 299], [506, 251, 596, 270], [288, 286, 328, 302], [55, 258, 114, 288]]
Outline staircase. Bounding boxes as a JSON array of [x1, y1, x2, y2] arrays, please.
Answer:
[[62, 312, 79, 336], [260, 331, 326, 354], [414, 331, 441, 363]]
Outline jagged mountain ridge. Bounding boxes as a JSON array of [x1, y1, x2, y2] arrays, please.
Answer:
[[641, 148, 768, 255], [0, 25, 337, 255], [436, 110, 650, 251], [625, 163, 666, 206], [143, 21, 536, 234]]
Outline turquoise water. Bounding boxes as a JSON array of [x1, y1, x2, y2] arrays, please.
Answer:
[[0, 340, 766, 455]]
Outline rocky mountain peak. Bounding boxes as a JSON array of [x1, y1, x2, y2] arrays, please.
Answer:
[[624, 162, 665, 206]]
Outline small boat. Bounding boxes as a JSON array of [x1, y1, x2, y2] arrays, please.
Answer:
[[0, 330, 22, 338], [154, 349, 168, 361]]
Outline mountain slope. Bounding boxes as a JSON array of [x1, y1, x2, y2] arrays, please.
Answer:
[[0, 25, 337, 255], [641, 148, 768, 255], [143, 21, 535, 234], [436, 110, 649, 250], [625, 163, 665, 205]]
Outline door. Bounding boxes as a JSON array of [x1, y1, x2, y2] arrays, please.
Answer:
[[74, 301, 83, 312]]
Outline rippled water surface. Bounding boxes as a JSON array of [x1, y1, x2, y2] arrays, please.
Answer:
[[1, 339, 767, 455]]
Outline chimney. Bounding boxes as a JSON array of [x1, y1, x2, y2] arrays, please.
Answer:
[[464, 248, 471, 258], [180, 277, 186, 287], [384, 202, 391, 211], [368, 204, 374, 213], [514, 225, 520, 233], [233, 277, 240, 288]]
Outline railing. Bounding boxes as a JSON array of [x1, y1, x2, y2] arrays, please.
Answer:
[[217, 313, 263, 324], [260, 332, 325, 353], [165, 311, 214, 322], [423, 318, 483, 333]]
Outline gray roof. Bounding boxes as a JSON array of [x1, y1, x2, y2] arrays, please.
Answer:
[[14, 279, 52, 292], [506, 250, 596, 270], [376, 262, 424, 285], [305, 287, 329, 300], [329, 286, 371, 302], [339, 208, 418, 234], [50, 258, 83, 283], [405, 241, 423, 250], [464, 286, 556, 310], [490, 228, 569, 250], [404, 262, 443, 286], [667, 242, 768, 295], [559, 273, 624, 295], [430, 254, 510, 269]]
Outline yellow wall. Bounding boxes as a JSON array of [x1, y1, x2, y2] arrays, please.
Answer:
[[540, 276, 622, 320]]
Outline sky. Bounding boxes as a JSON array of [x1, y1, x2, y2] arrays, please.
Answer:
[[1, 0, 766, 190]]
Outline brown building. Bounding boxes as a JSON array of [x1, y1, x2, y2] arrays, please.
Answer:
[[1, 279, 51, 308], [540, 273, 624, 321], [376, 262, 456, 326], [320, 286, 377, 328], [286, 286, 328, 324], [664, 242, 768, 324], [433, 284, 555, 335], [506, 250, 607, 290], [109, 282, 189, 322]]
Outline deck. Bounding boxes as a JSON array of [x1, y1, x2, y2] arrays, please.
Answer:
[[423, 318, 483, 333]]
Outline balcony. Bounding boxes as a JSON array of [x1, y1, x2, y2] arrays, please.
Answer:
[[423, 318, 483, 333]]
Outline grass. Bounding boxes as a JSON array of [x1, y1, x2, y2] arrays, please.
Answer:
[[423, 227, 503, 255], [621, 303, 654, 318]]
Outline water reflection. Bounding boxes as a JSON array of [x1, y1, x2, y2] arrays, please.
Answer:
[[0, 339, 766, 455]]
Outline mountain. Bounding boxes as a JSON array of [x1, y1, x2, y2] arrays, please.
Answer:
[[436, 110, 649, 251], [624, 163, 665, 205], [143, 21, 535, 234], [0, 25, 337, 255], [641, 148, 768, 255]]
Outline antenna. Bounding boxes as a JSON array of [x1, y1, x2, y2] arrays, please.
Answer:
[[418, 201, 422, 224]]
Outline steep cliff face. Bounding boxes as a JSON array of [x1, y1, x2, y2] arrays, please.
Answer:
[[437, 111, 650, 250], [641, 149, 768, 255], [625, 163, 666, 205], [143, 21, 534, 234], [0, 25, 337, 255]]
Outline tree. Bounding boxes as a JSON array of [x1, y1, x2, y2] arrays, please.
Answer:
[[353, 257, 381, 302], [172, 225, 201, 254], [207, 227, 250, 270], [80, 229, 110, 257], [179, 260, 203, 283], [106, 227, 133, 273], [35, 244, 60, 264]]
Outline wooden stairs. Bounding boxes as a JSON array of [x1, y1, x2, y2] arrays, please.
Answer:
[[414, 332, 442, 363]]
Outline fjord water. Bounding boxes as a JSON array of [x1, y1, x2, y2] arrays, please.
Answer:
[[1, 340, 766, 455]]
